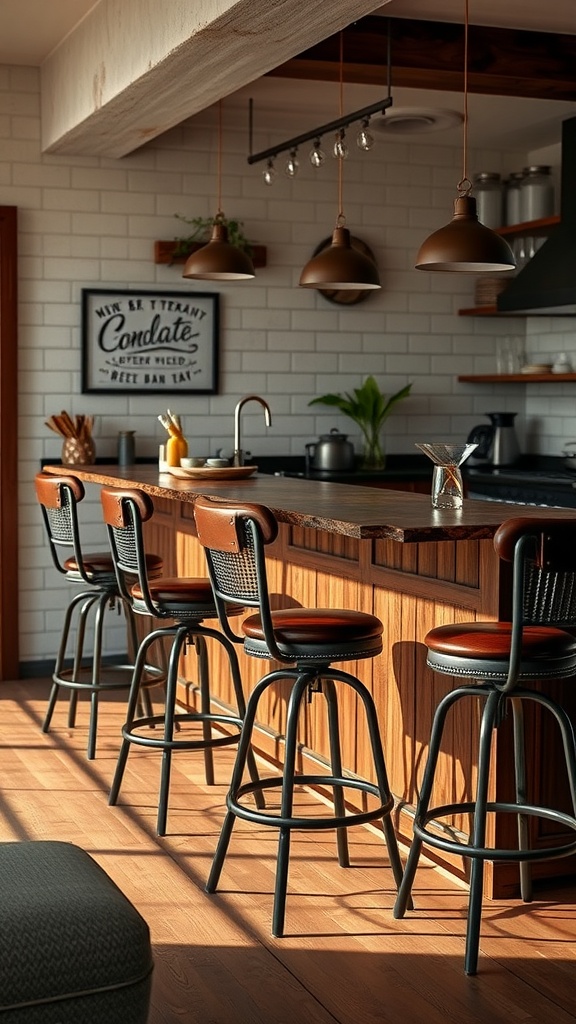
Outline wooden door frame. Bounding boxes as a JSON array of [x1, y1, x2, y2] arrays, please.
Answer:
[[0, 207, 19, 679]]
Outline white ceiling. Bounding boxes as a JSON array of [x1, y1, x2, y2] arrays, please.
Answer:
[[1, 0, 575, 153]]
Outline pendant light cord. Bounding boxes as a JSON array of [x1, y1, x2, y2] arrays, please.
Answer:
[[457, 0, 472, 197], [216, 99, 224, 220], [336, 31, 345, 225]]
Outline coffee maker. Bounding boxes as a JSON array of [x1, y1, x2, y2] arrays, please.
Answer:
[[467, 412, 520, 467]]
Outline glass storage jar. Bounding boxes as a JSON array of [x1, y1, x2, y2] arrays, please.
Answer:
[[473, 172, 503, 229], [504, 171, 524, 225], [520, 165, 554, 222]]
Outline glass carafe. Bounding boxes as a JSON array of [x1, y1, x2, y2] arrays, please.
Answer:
[[416, 443, 478, 510]]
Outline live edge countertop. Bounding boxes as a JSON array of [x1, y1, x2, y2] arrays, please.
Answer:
[[43, 463, 576, 544]]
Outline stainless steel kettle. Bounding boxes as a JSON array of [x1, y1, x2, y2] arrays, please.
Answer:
[[467, 412, 520, 467], [305, 428, 355, 472]]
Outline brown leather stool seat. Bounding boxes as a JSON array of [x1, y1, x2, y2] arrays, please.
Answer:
[[194, 495, 406, 938], [242, 607, 384, 658], [101, 486, 261, 837], [35, 472, 164, 760], [394, 516, 576, 975]]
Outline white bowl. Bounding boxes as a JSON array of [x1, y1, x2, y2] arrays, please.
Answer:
[[206, 458, 230, 468], [180, 457, 206, 468]]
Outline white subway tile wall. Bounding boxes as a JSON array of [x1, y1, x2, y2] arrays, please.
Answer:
[[2, 66, 573, 664]]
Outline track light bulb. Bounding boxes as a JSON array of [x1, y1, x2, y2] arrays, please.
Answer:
[[332, 130, 348, 160], [357, 119, 375, 151], [309, 139, 325, 168], [285, 149, 299, 178], [263, 158, 276, 186]]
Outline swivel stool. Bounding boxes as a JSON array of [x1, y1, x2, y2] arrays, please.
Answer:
[[100, 486, 262, 836], [394, 516, 576, 975], [35, 471, 163, 760], [193, 495, 406, 937]]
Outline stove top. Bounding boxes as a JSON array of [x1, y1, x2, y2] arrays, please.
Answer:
[[466, 463, 576, 508], [468, 466, 576, 488]]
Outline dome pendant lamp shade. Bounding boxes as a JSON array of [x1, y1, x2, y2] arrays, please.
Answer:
[[299, 32, 381, 292], [300, 225, 380, 289], [182, 220, 255, 280], [415, 0, 515, 275], [415, 195, 516, 272], [182, 101, 255, 282]]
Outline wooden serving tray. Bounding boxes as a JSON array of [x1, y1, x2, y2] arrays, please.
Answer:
[[168, 465, 258, 480]]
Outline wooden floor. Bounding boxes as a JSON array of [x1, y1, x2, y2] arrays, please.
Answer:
[[2, 677, 576, 1024]]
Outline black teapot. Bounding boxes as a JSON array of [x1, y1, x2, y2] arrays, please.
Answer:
[[305, 428, 355, 472]]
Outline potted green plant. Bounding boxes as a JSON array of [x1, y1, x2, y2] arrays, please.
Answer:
[[308, 375, 412, 470], [172, 213, 253, 259]]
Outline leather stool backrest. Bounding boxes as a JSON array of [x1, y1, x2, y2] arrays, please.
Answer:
[[100, 487, 157, 614], [194, 496, 281, 655], [35, 471, 91, 583]]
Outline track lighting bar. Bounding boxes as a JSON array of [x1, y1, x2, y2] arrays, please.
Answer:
[[247, 95, 393, 166]]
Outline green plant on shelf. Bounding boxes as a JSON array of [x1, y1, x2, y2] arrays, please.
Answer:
[[309, 375, 412, 471], [172, 213, 253, 259]]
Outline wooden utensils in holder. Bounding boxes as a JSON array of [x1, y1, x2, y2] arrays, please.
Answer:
[[45, 411, 96, 465]]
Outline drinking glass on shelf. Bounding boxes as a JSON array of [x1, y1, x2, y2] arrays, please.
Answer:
[[496, 336, 525, 374], [416, 442, 478, 510]]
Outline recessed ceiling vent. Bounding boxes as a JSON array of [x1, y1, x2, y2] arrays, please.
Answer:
[[372, 107, 463, 135]]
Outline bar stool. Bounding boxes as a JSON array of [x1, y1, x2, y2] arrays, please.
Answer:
[[100, 486, 262, 837], [35, 472, 163, 760], [193, 495, 406, 937], [394, 516, 576, 975]]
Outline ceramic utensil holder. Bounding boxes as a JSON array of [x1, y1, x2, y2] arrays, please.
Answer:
[[61, 437, 96, 465]]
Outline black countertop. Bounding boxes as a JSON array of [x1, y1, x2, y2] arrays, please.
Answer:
[[254, 453, 432, 483]]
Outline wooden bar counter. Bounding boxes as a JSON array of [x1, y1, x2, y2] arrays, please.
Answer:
[[45, 464, 576, 897]]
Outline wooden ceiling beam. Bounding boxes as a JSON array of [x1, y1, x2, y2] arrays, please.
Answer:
[[267, 16, 576, 102]]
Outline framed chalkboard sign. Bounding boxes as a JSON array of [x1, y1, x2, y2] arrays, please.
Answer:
[[81, 288, 219, 394]]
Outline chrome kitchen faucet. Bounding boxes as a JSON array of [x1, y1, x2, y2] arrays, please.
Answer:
[[233, 395, 272, 466]]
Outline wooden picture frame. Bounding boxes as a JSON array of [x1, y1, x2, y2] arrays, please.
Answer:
[[81, 288, 219, 394]]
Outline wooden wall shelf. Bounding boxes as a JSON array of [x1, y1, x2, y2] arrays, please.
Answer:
[[154, 240, 267, 267], [458, 374, 576, 383]]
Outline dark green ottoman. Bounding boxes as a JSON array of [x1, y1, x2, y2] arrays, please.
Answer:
[[0, 841, 153, 1023]]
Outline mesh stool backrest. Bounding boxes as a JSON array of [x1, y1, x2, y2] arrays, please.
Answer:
[[194, 496, 279, 651], [100, 487, 157, 615], [495, 517, 576, 628], [35, 472, 89, 582], [492, 517, 576, 691]]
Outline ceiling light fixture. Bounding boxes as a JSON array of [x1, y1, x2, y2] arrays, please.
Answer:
[[285, 149, 299, 178], [357, 118, 375, 151], [263, 158, 276, 185], [309, 139, 326, 168], [299, 33, 381, 292], [415, 0, 515, 273], [247, 24, 392, 176], [183, 100, 255, 281]]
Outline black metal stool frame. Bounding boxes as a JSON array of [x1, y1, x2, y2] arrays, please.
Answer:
[[101, 487, 262, 837], [394, 518, 576, 975], [194, 495, 406, 937], [36, 472, 149, 760]]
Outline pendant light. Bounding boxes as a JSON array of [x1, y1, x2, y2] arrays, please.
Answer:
[[183, 101, 255, 281], [415, 0, 515, 273], [299, 34, 381, 291]]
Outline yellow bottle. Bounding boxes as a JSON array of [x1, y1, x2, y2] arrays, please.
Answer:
[[166, 430, 188, 467]]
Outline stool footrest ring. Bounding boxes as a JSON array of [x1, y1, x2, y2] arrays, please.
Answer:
[[122, 712, 243, 751], [229, 773, 394, 830], [416, 800, 576, 862]]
